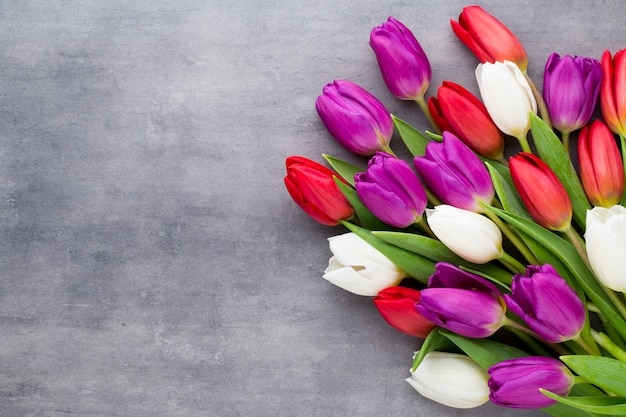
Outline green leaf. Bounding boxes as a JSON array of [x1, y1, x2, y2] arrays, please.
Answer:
[[561, 355, 626, 397], [323, 154, 363, 187], [372, 231, 513, 285], [530, 113, 591, 229], [392, 115, 431, 157], [540, 391, 626, 415], [440, 330, 528, 370], [341, 221, 435, 284], [334, 178, 391, 231], [486, 161, 531, 219], [411, 330, 455, 371]]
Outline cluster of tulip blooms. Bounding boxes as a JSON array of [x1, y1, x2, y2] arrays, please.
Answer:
[[284, 5, 626, 416]]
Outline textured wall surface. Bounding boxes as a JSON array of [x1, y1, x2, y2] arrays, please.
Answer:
[[0, 1, 623, 416]]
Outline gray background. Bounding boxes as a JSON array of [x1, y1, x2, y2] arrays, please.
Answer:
[[0, 1, 623, 416]]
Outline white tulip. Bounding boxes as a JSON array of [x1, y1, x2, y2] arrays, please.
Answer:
[[476, 60, 537, 139], [323, 232, 405, 296], [585, 205, 626, 292], [406, 351, 490, 409], [426, 205, 502, 264]]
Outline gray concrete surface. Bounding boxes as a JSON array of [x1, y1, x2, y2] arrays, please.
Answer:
[[0, 1, 623, 416]]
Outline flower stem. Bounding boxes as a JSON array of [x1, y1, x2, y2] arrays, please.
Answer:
[[415, 216, 437, 240], [498, 250, 526, 274], [381, 144, 397, 157], [484, 208, 539, 265], [592, 330, 626, 362], [572, 333, 601, 356], [415, 96, 440, 133], [516, 133, 532, 153], [523, 71, 552, 129], [563, 225, 589, 267], [504, 318, 569, 355], [561, 130, 571, 156]]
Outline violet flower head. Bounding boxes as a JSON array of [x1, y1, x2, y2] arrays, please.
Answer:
[[505, 264, 585, 343], [543, 53, 603, 134], [489, 357, 575, 409], [416, 263, 506, 338], [316, 80, 394, 156], [369, 17, 431, 101], [355, 152, 428, 228], [413, 132, 494, 212]]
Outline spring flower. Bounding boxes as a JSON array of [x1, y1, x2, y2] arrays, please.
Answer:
[[413, 132, 494, 212], [488, 357, 575, 409], [369, 16, 431, 101], [425, 205, 502, 264], [315, 80, 394, 156], [543, 53, 602, 135], [600, 49, 626, 136], [373, 286, 436, 337], [416, 263, 506, 338], [509, 153, 572, 231], [585, 205, 626, 292], [428, 81, 504, 160], [406, 351, 490, 409], [355, 152, 428, 228], [284, 156, 354, 226], [578, 119, 625, 207], [323, 232, 405, 296], [505, 264, 585, 343], [476, 60, 537, 141], [451, 5, 528, 71]]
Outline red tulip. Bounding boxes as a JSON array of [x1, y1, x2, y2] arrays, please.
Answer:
[[284, 156, 354, 226], [600, 49, 626, 137], [451, 5, 528, 71], [428, 81, 504, 160], [510, 153, 572, 231], [578, 119, 625, 207], [373, 286, 436, 338]]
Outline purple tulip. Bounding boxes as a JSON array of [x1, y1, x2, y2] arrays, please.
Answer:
[[354, 152, 428, 228], [488, 357, 575, 409], [370, 17, 431, 101], [413, 132, 494, 212], [316, 80, 394, 156], [416, 263, 506, 338], [505, 264, 585, 343], [543, 53, 603, 134]]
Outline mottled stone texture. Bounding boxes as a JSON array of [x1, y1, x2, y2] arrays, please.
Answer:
[[0, 1, 622, 416]]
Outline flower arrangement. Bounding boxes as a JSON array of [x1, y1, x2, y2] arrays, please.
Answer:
[[284, 5, 626, 415]]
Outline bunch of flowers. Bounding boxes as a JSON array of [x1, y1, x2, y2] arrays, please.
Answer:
[[284, 5, 626, 415]]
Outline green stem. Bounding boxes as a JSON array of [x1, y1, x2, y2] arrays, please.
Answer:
[[592, 330, 626, 362], [561, 130, 571, 156], [504, 318, 569, 355], [484, 208, 539, 265], [415, 96, 440, 133], [516, 133, 532, 153], [523, 71, 552, 129], [563, 224, 589, 267], [381, 144, 397, 157], [498, 250, 526, 274], [415, 216, 437, 240], [572, 334, 601, 356]]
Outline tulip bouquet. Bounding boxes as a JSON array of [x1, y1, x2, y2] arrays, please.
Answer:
[[284, 5, 626, 415]]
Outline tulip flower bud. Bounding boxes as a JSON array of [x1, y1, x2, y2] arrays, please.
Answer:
[[600, 49, 626, 136], [578, 120, 625, 208], [428, 81, 504, 160], [355, 152, 428, 228], [585, 205, 626, 292], [488, 357, 575, 409], [316, 80, 394, 156], [543, 53, 602, 135], [425, 205, 502, 264], [416, 263, 506, 338], [476, 61, 537, 140], [373, 286, 436, 338], [406, 351, 490, 409], [505, 264, 585, 343], [323, 232, 405, 296], [284, 156, 354, 226], [451, 5, 528, 71], [413, 132, 494, 212], [509, 153, 572, 231], [369, 17, 431, 101]]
